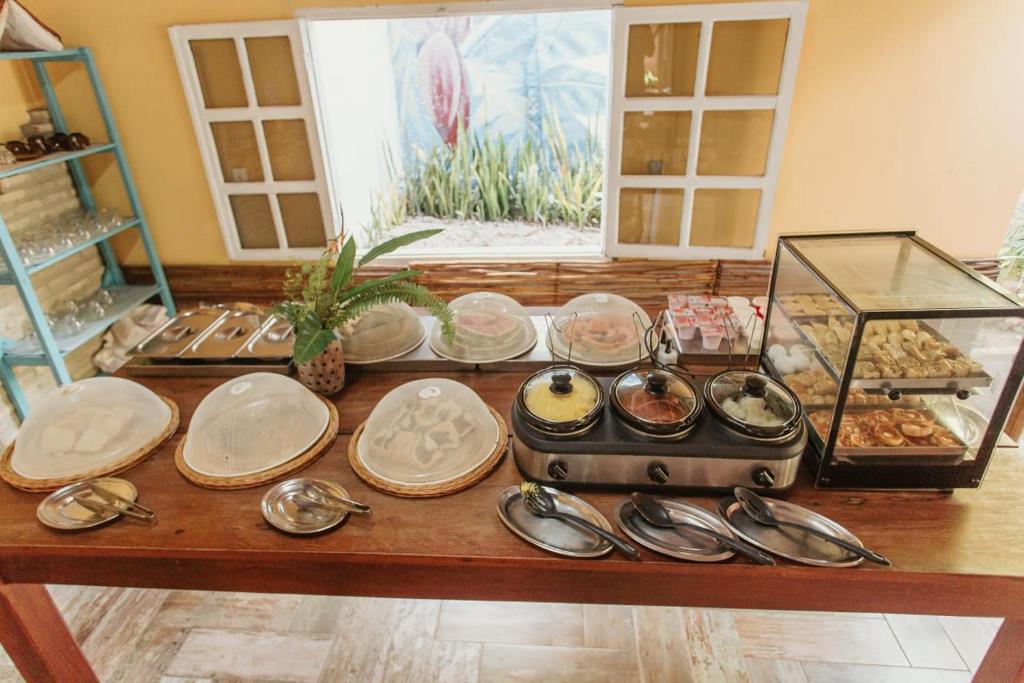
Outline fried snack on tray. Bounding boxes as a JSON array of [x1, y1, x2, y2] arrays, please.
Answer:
[[808, 408, 962, 449]]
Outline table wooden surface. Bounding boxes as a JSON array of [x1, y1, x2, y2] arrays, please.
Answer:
[[0, 368, 1022, 682]]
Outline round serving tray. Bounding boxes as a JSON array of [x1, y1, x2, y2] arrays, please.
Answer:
[[348, 405, 508, 498], [175, 395, 338, 490], [717, 495, 864, 567], [261, 478, 352, 535], [429, 319, 538, 365], [614, 499, 736, 562], [496, 484, 613, 558], [37, 477, 139, 531], [1, 396, 180, 492]]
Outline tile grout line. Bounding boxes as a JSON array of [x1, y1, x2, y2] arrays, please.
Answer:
[[881, 613, 914, 669], [937, 618, 981, 673]]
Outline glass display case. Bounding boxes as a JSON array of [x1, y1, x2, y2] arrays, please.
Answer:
[[761, 231, 1024, 490]]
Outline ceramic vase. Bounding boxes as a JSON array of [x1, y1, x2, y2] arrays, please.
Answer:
[[295, 337, 345, 395]]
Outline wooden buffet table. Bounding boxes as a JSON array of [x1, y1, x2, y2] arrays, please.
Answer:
[[0, 369, 1022, 682]]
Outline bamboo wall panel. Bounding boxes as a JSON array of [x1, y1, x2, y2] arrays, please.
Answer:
[[125, 258, 1001, 309]]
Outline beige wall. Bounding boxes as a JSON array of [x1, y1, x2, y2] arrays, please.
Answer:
[[1, 0, 1021, 264]]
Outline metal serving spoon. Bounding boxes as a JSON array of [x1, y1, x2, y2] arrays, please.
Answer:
[[734, 487, 890, 566], [302, 483, 371, 515], [630, 493, 775, 566], [520, 482, 640, 560]]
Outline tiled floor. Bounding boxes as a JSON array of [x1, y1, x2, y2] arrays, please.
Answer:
[[0, 587, 1001, 682]]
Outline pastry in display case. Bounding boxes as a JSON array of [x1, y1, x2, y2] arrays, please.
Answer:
[[429, 291, 537, 363], [761, 230, 1024, 489], [547, 293, 651, 367]]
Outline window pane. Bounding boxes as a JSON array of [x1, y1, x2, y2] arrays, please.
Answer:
[[210, 121, 264, 183], [626, 23, 700, 97], [230, 194, 278, 249], [705, 19, 788, 96], [690, 188, 760, 248], [621, 111, 691, 176], [618, 188, 683, 246], [262, 119, 315, 181], [189, 39, 247, 108], [245, 36, 301, 106], [278, 193, 326, 248], [697, 110, 774, 176]]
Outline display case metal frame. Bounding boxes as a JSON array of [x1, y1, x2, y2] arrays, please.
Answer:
[[760, 230, 1024, 490]]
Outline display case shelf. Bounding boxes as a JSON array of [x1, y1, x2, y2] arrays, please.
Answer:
[[771, 298, 993, 395]]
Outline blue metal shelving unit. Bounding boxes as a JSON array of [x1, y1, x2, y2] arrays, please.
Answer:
[[0, 47, 175, 419]]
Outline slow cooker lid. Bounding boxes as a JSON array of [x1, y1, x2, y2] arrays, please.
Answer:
[[521, 366, 602, 426], [612, 368, 700, 428], [706, 370, 800, 436]]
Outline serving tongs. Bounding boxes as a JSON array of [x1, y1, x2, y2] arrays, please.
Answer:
[[73, 483, 154, 528], [295, 482, 371, 515], [72, 483, 157, 524]]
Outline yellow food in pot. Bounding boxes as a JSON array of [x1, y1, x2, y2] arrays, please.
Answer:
[[524, 379, 598, 423]]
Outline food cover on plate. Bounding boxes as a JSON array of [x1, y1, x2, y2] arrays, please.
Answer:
[[11, 377, 172, 480], [357, 378, 500, 485], [517, 366, 604, 436], [611, 368, 701, 437], [548, 293, 651, 366], [183, 373, 329, 477], [429, 291, 536, 363], [704, 370, 801, 439], [340, 302, 425, 364]]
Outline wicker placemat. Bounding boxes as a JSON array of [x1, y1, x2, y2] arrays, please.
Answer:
[[348, 405, 508, 498], [0, 396, 180, 492], [175, 396, 338, 490]]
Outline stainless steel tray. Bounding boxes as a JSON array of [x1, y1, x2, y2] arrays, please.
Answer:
[[805, 405, 968, 461], [133, 309, 229, 359], [261, 478, 351, 535], [180, 309, 264, 360], [37, 478, 139, 531], [236, 315, 295, 360], [717, 495, 864, 567], [496, 485, 613, 558], [614, 498, 735, 562]]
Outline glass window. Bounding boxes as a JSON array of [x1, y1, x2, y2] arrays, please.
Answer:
[[618, 188, 683, 245]]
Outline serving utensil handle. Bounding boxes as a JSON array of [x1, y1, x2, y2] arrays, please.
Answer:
[[676, 522, 775, 566], [305, 484, 371, 515], [554, 512, 640, 560], [782, 521, 890, 566]]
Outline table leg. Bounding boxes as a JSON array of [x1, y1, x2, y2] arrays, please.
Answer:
[[0, 583, 98, 683], [974, 618, 1024, 683]]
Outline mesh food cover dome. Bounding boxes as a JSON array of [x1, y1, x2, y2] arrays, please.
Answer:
[[340, 302, 425, 364], [429, 291, 537, 363], [357, 378, 499, 486], [548, 293, 651, 366], [12, 377, 172, 480], [183, 373, 330, 477]]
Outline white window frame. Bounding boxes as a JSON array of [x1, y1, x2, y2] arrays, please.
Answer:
[[604, 1, 806, 260], [169, 20, 339, 261]]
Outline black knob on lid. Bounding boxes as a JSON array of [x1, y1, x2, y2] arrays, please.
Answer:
[[549, 371, 573, 395], [887, 389, 903, 401], [646, 372, 668, 395], [743, 375, 767, 398], [955, 389, 970, 400]]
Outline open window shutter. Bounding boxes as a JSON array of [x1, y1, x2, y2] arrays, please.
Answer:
[[604, 1, 806, 260], [170, 20, 339, 260]]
